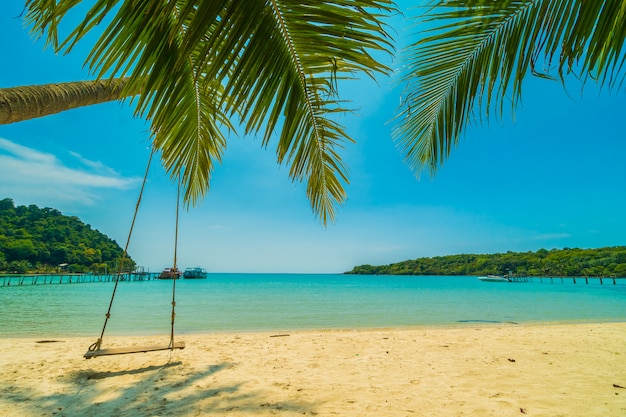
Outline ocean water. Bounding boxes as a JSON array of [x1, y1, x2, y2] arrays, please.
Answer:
[[1, 274, 625, 338]]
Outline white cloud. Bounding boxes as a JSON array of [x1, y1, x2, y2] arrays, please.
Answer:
[[0, 137, 56, 164], [0, 137, 141, 206], [68, 150, 119, 176]]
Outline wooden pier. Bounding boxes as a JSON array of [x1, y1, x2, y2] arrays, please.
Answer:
[[507, 276, 533, 283], [538, 276, 622, 285], [0, 272, 160, 286], [508, 276, 623, 285]]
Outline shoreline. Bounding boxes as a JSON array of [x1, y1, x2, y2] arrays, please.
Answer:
[[3, 317, 626, 339], [2, 322, 625, 416]]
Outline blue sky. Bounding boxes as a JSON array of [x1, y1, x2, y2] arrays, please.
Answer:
[[1, 2, 625, 273]]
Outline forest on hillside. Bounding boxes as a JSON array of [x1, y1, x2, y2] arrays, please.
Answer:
[[346, 246, 626, 277], [0, 198, 134, 274]]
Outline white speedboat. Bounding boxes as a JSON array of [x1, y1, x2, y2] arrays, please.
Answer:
[[478, 274, 510, 282]]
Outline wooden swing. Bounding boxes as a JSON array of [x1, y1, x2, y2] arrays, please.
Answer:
[[84, 149, 185, 359]]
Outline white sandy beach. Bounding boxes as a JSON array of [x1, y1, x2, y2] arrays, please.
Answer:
[[1, 322, 625, 416]]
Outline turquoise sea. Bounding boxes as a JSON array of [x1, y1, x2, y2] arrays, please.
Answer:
[[1, 274, 625, 338]]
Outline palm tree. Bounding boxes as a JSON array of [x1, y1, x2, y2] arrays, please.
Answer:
[[0, 78, 133, 124], [395, 0, 626, 176], [16, 0, 397, 225]]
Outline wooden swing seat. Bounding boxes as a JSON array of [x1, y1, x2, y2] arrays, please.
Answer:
[[84, 341, 185, 359]]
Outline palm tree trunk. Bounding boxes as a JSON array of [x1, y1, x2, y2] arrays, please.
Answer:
[[0, 78, 135, 124]]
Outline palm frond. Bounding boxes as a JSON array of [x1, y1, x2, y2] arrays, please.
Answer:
[[25, 0, 397, 225], [395, 0, 626, 177], [225, 1, 395, 223]]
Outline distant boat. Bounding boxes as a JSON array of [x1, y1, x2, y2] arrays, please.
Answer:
[[478, 274, 510, 283], [158, 267, 182, 280], [183, 267, 207, 279]]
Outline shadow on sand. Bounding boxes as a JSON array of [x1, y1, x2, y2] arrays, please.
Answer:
[[2, 358, 317, 416]]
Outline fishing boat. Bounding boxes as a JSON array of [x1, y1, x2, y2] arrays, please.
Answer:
[[183, 267, 207, 279], [478, 274, 510, 283], [158, 267, 182, 279]]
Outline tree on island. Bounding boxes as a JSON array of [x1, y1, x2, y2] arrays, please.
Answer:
[[0, 198, 135, 274], [1, 0, 397, 224], [347, 247, 626, 277]]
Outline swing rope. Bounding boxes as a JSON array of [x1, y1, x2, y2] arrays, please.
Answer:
[[169, 176, 181, 348], [87, 148, 155, 353], [86, 147, 182, 356]]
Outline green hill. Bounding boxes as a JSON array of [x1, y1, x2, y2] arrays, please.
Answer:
[[346, 246, 626, 277], [0, 198, 135, 274]]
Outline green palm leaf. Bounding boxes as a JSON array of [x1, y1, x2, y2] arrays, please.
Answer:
[[395, 0, 626, 177], [25, 0, 396, 224]]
